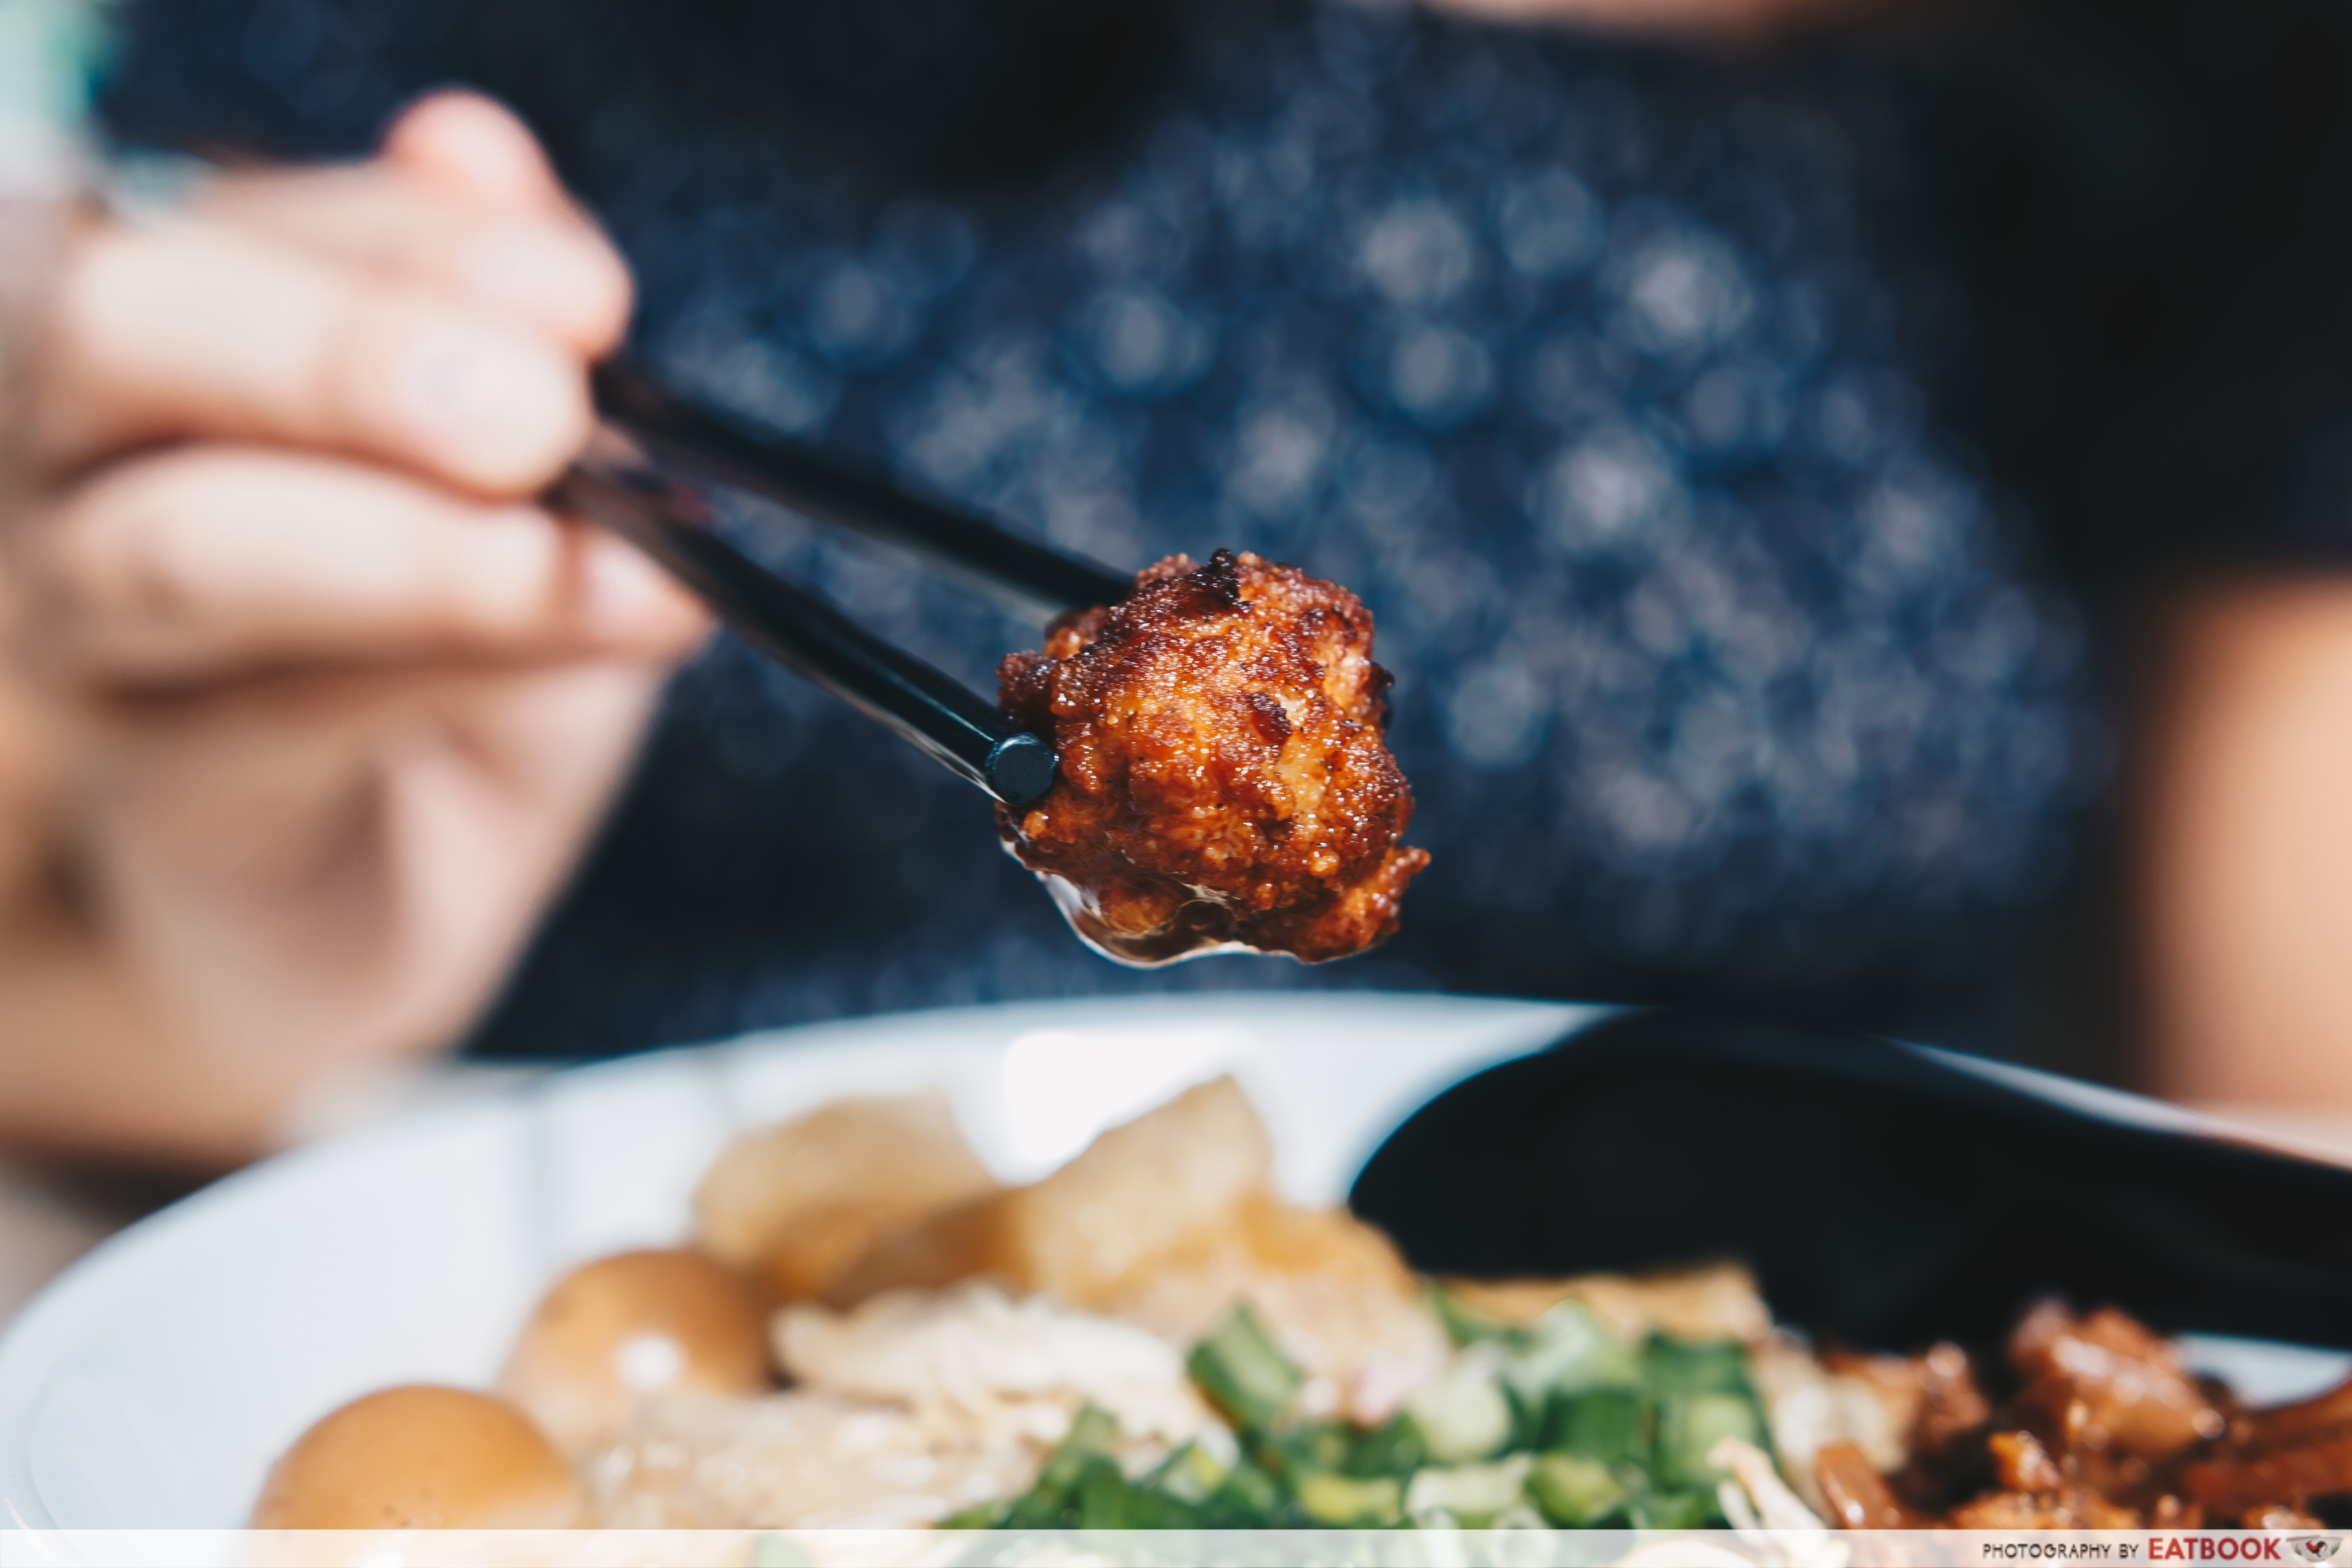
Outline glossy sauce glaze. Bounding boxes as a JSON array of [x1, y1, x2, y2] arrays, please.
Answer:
[[998, 550, 1428, 966]]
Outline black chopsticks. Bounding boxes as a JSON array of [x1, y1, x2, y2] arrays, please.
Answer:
[[562, 361, 1140, 808], [552, 459, 1060, 805], [591, 361, 1129, 621]]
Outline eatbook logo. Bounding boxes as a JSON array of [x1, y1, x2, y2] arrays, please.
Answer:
[[2290, 1538, 2342, 1563]]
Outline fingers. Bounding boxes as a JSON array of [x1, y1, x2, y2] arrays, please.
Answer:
[[27, 444, 707, 684], [196, 165, 631, 356], [37, 217, 596, 493], [378, 94, 633, 351], [380, 91, 572, 213], [34, 88, 631, 486], [242, 91, 630, 352]]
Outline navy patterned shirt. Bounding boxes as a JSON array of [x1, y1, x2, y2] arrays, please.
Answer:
[[106, 0, 2335, 1068]]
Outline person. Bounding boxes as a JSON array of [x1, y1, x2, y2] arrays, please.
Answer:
[[0, 96, 704, 1158], [5, 0, 2343, 1162]]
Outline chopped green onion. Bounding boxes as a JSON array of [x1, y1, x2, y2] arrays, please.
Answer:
[[1403, 1454, 1534, 1526], [1297, 1472, 1405, 1527], [1187, 1304, 1304, 1432], [1076, 1466, 1203, 1529], [1262, 1419, 1354, 1478], [1641, 1336, 1751, 1395], [1653, 1390, 1764, 1489], [1527, 1452, 1631, 1527], [1502, 1301, 1639, 1404], [1403, 1357, 1512, 1462], [1146, 1441, 1229, 1505], [1200, 1459, 1284, 1526], [1345, 1413, 1430, 1478], [1542, 1384, 1650, 1466], [979, 1402, 1126, 1528], [1036, 1405, 1116, 1487], [948, 1311, 1778, 1533]]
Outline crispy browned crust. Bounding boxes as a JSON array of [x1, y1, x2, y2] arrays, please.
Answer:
[[997, 550, 1428, 964]]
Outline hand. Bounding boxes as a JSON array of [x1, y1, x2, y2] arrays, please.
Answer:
[[0, 93, 707, 1163]]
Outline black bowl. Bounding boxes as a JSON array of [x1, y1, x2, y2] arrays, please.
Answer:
[[1349, 1008, 2352, 1352]]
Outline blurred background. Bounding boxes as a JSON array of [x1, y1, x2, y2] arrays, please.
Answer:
[[10, 0, 2352, 1312]]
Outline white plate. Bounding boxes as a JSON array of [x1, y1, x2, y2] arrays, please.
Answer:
[[0, 991, 1590, 1532], [9, 988, 2347, 1553]]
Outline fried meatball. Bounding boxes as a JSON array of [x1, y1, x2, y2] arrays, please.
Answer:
[[997, 550, 1429, 965]]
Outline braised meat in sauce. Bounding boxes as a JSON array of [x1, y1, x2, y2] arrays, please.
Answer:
[[1845, 1297, 2351, 1531], [997, 550, 1428, 965]]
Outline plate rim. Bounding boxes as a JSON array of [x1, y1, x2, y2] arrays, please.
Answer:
[[0, 989, 1588, 1532]]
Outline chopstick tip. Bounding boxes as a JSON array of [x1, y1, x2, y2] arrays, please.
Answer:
[[987, 733, 1056, 806]]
